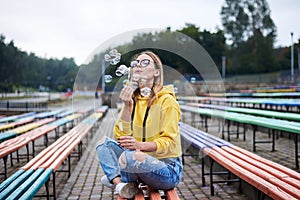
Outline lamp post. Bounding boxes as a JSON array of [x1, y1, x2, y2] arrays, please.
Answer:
[[298, 48, 300, 72], [47, 76, 51, 101], [101, 59, 105, 94], [291, 32, 294, 83]]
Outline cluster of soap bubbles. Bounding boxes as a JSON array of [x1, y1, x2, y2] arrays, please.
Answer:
[[103, 49, 152, 97], [104, 49, 121, 65]]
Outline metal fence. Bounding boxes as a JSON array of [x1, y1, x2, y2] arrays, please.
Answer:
[[0, 101, 48, 111]]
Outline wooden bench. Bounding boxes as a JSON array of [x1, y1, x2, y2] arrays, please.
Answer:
[[178, 95, 300, 112], [0, 113, 83, 179], [117, 187, 180, 200], [0, 117, 35, 132], [180, 122, 300, 199], [180, 104, 300, 169], [0, 112, 103, 199], [185, 102, 300, 122], [0, 112, 36, 124]]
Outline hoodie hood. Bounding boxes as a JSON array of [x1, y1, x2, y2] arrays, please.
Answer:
[[157, 84, 176, 98]]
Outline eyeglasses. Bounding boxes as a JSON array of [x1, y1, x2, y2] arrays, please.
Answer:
[[130, 59, 152, 68]]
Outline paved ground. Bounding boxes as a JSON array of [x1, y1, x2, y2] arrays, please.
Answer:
[[1, 103, 299, 199], [57, 109, 299, 200], [57, 109, 249, 200]]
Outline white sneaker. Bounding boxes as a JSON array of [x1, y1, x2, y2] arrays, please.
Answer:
[[101, 175, 114, 188], [115, 182, 139, 199]]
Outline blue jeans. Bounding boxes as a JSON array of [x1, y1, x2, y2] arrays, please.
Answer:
[[96, 136, 183, 190]]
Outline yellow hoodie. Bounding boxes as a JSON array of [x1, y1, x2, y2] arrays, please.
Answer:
[[114, 85, 182, 159]]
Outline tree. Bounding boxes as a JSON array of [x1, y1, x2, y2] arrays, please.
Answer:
[[221, 0, 276, 47], [178, 23, 226, 71], [221, 0, 277, 74], [0, 34, 78, 92]]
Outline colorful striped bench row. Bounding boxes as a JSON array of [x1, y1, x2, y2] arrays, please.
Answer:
[[180, 122, 300, 200], [180, 104, 300, 169], [0, 112, 104, 199]]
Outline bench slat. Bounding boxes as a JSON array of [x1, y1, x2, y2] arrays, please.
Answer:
[[19, 168, 53, 200], [203, 148, 298, 200], [0, 169, 34, 199], [6, 168, 44, 200], [149, 190, 161, 200], [165, 189, 180, 200], [214, 147, 300, 199], [0, 170, 25, 192]]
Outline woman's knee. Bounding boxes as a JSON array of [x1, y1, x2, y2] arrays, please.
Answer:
[[119, 151, 147, 168], [96, 136, 117, 150]]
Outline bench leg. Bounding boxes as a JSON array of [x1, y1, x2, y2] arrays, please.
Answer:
[[32, 140, 35, 157], [209, 159, 215, 196], [2, 156, 8, 179], [44, 133, 49, 147], [295, 134, 299, 169], [208, 158, 239, 196], [236, 123, 239, 139], [52, 172, 57, 200], [243, 123, 246, 141], [201, 157, 206, 186], [253, 125, 257, 152], [227, 120, 231, 142], [45, 179, 50, 200], [254, 187, 266, 200], [271, 129, 275, 152]]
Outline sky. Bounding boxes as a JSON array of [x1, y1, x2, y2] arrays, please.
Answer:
[[0, 0, 299, 66]]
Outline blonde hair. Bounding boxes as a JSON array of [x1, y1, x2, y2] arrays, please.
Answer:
[[131, 50, 164, 107]]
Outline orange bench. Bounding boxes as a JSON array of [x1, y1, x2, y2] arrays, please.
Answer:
[[117, 188, 180, 200], [204, 146, 300, 199], [180, 122, 300, 199]]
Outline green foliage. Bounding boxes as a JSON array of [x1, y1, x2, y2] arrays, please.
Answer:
[[0, 34, 78, 92], [221, 0, 278, 74]]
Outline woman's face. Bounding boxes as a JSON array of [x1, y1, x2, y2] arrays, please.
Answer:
[[131, 54, 159, 87]]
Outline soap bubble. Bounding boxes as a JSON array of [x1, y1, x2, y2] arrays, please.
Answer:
[[109, 49, 118, 56], [104, 54, 112, 62], [122, 79, 138, 90], [190, 77, 196, 83], [132, 73, 140, 82], [128, 81, 138, 90], [104, 49, 121, 65], [116, 65, 130, 77], [174, 87, 178, 94], [122, 79, 129, 87], [140, 76, 147, 85], [104, 75, 112, 83], [110, 58, 120, 65], [140, 87, 151, 97]]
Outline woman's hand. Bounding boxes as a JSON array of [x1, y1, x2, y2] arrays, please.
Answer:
[[118, 136, 141, 151], [119, 86, 135, 108], [119, 86, 135, 122]]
